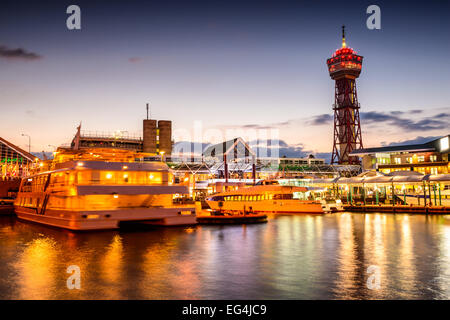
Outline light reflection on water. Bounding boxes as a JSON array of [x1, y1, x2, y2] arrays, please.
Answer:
[[1, 213, 450, 299]]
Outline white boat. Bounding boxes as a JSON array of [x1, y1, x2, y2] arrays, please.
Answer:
[[206, 180, 337, 214], [14, 148, 197, 230]]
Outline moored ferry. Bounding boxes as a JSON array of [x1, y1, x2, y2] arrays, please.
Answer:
[[14, 148, 196, 230], [206, 180, 338, 214]]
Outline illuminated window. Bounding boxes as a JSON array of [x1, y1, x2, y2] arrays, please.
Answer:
[[394, 158, 401, 164], [418, 156, 425, 162], [440, 136, 449, 151], [430, 155, 437, 162]]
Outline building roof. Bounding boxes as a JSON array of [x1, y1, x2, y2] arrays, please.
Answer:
[[0, 137, 36, 162], [350, 135, 449, 156], [202, 137, 255, 159]]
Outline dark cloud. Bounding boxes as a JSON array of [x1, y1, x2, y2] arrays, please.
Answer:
[[172, 141, 210, 155], [361, 111, 450, 131], [309, 110, 449, 132], [386, 136, 441, 147], [0, 45, 41, 60], [310, 114, 333, 125]]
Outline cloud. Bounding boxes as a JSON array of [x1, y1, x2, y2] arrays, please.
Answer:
[[0, 45, 42, 60], [385, 135, 441, 147], [172, 141, 211, 156], [248, 139, 288, 147], [128, 57, 142, 63], [361, 111, 450, 131], [173, 139, 328, 162], [220, 120, 294, 130], [308, 109, 450, 132], [309, 114, 333, 125], [240, 124, 274, 129]]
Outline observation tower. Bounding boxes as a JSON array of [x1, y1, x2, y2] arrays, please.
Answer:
[[326, 26, 363, 164]]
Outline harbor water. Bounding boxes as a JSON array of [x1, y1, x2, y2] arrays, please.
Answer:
[[1, 212, 450, 299]]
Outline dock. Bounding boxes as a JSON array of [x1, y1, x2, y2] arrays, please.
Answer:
[[344, 204, 450, 214]]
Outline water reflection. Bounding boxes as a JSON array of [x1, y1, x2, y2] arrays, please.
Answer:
[[1, 213, 450, 299], [100, 235, 124, 299], [15, 237, 59, 299]]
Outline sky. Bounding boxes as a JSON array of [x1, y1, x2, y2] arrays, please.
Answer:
[[0, 0, 449, 161]]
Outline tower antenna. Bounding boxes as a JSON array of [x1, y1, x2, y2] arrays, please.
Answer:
[[146, 103, 150, 120], [342, 25, 346, 48]]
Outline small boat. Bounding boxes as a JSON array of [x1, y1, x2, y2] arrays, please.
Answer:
[[205, 180, 333, 214], [197, 211, 267, 224]]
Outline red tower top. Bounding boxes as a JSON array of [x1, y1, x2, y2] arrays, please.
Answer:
[[326, 26, 363, 80]]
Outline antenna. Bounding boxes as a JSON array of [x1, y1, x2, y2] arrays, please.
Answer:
[[146, 103, 149, 120], [341, 25, 346, 48]]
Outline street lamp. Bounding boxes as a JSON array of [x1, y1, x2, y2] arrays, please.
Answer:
[[21, 133, 31, 153]]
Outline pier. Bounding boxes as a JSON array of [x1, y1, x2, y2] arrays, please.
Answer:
[[344, 204, 450, 214]]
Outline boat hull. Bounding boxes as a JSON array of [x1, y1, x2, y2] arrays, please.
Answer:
[[14, 205, 197, 230], [197, 213, 267, 224]]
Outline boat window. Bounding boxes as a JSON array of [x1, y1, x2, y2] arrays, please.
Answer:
[[78, 171, 91, 184], [293, 192, 306, 200], [273, 194, 293, 200], [148, 172, 162, 184], [102, 171, 116, 183], [91, 171, 100, 184]]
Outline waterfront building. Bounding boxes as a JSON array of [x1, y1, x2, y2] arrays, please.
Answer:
[[278, 156, 326, 166], [71, 117, 173, 156], [71, 130, 143, 151], [143, 119, 173, 155], [0, 137, 36, 179], [350, 135, 450, 175]]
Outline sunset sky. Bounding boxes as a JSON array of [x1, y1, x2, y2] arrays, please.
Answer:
[[0, 0, 449, 161]]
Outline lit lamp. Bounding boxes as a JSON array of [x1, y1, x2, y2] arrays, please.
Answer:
[[160, 151, 165, 162]]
